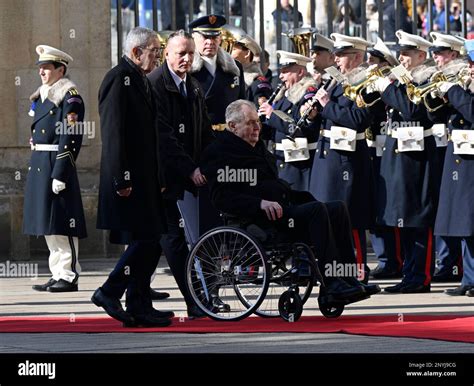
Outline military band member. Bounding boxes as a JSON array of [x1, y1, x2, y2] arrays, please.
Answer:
[[258, 51, 319, 191], [230, 34, 273, 107], [309, 33, 336, 86], [189, 14, 245, 130], [24, 45, 86, 293], [366, 38, 404, 279], [309, 34, 375, 283], [370, 30, 441, 293], [428, 32, 467, 283], [431, 39, 474, 297]]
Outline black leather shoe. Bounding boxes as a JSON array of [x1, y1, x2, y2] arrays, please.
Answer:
[[371, 265, 402, 279], [324, 278, 365, 300], [91, 288, 135, 325], [32, 278, 57, 292], [445, 285, 473, 296], [467, 288, 474, 297], [401, 283, 431, 293], [150, 288, 170, 300], [187, 305, 207, 319], [384, 281, 408, 293], [343, 277, 381, 296], [47, 279, 78, 292], [124, 313, 172, 328], [210, 296, 231, 313], [432, 273, 462, 283], [147, 308, 175, 319]]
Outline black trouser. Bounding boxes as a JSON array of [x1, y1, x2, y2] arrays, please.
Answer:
[[160, 199, 195, 307], [281, 200, 356, 279], [102, 239, 161, 315]]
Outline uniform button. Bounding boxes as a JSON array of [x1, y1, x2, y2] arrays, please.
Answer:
[[448, 119, 452, 123], [230, 84, 235, 88], [382, 147, 386, 151], [455, 159, 461, 164], [71, 140, 75, 144], [394, 149, 399, 154], [28, 166, 31, 171], [279, 163, 285, 169], [41, 129, 46, 134], [288, 110, 292, 114], [460, 119, 464, 124], [32, 129, 36, 133], [64, 145, 68, 149], [49, 110, 54, 115], [316, 149, 319, 153], [389, 109, 394, 113], [73, 148, 76, 151], [37, 168, 40, 172], [323, 150, 328, 155]]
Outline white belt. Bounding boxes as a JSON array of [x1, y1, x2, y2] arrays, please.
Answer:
[[275, 142, 318, 151], [387, 128, 433, 138], [320, 129, 365, 140], [32, 144, 59, 151]]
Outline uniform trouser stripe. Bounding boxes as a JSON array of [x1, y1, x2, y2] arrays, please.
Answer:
[[394, 227, 403, 270], [68, 236, 79, 284], [424, 228, 433, 286], [352, 229, 363, 279]]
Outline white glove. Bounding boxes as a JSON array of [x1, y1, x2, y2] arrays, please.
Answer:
[[436, 81, 456, 98], [372, 77, 391, 94], [52, 179, 66, 194]]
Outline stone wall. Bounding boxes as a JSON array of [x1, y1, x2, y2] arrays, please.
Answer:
[[0, 0, 122, 261]]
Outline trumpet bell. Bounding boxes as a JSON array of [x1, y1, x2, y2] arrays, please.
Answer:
[[283, 27, 317, 57], [220, 24, 246, 54]]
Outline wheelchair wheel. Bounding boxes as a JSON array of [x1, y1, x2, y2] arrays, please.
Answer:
[[278, 290, 303, 322], [318, 298, 344, 318], [186, 226, 270, 321], [238, 242, 319, 318]]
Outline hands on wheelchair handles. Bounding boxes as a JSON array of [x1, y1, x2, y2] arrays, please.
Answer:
[[185, 224, 372, 322]]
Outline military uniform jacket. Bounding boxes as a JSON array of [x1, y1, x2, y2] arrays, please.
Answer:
[[377, 65, 441, 228], [23, 78, 87, 238], [148, 63, 215, 200], [264, 76, 319, 191], [97, 57, 167, 241], [309, 74, 375, 230], [435, 84, 474, 237], [190, 48, 245, 125], [242, 61, 273, 106]]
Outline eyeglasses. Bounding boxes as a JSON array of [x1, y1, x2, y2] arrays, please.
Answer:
[[141, 47, 161, 55]]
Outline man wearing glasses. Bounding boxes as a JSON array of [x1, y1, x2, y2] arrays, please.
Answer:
[[93, 27, 175, 327]]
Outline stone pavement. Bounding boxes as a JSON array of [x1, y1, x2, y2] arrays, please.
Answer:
[[0, 256, 473, 353]]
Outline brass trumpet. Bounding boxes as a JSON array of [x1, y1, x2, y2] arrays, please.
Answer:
[[406, 67, 470, 112], [220, 24, 246, 54], [157, 30, 173, 65], [343, 66, 392, 107]]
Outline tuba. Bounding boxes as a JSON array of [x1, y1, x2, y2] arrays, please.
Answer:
[[283, 27, 317, 57], [343, 66, 392, 107], [220, 24, 246, 54], [156, 30, 173, 65]]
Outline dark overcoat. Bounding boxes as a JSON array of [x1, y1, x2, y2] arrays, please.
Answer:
[[23, 78, 87, 238]]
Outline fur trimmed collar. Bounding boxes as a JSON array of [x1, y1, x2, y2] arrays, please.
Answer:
[[275, 75, 318, 104], [29, 78, 77, 107], [411, 59, 438, 84], [243, 62, 263, 88], [345, 63, 369, 85], [440, 58, 469, 76], [191, 47, 241, 77]]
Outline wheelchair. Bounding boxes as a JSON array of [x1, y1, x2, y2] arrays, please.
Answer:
[[184, 214, 352, 322]]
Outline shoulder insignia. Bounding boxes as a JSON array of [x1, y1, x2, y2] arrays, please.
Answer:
[[304, 92, 315, 100], [257, 76, 268, 81], [257, 83, 272, 89], [68, 88, 79, 96], [306, 86, 317, 93], [67, 97, 82, 105]]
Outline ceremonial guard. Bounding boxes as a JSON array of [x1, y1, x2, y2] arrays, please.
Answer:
[[24, 45, 86, 293], [189, 15, 245, 130], [309, 34, 374, 283], [258, 51, 318, 191], [432, 39, 474, 297], [366, 38, 404, 279], [370, 30, 441, 293], [230, 34, 273, 107], [428, 32, 467, 282]]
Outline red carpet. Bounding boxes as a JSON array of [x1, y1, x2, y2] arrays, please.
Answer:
[[0, 314, 472, 343]]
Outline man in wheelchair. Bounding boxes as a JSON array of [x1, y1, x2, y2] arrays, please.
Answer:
[[200, 100, 380, 306]]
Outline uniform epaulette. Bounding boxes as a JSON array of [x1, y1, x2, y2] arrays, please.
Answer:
[[257, 76, 268, 82], [68, 88, 79, 96]]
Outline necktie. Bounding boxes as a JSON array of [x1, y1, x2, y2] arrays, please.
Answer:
[[179, 81, 187, 98]]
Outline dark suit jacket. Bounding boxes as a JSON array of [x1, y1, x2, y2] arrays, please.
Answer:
[[148, 63, 214, 200]]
